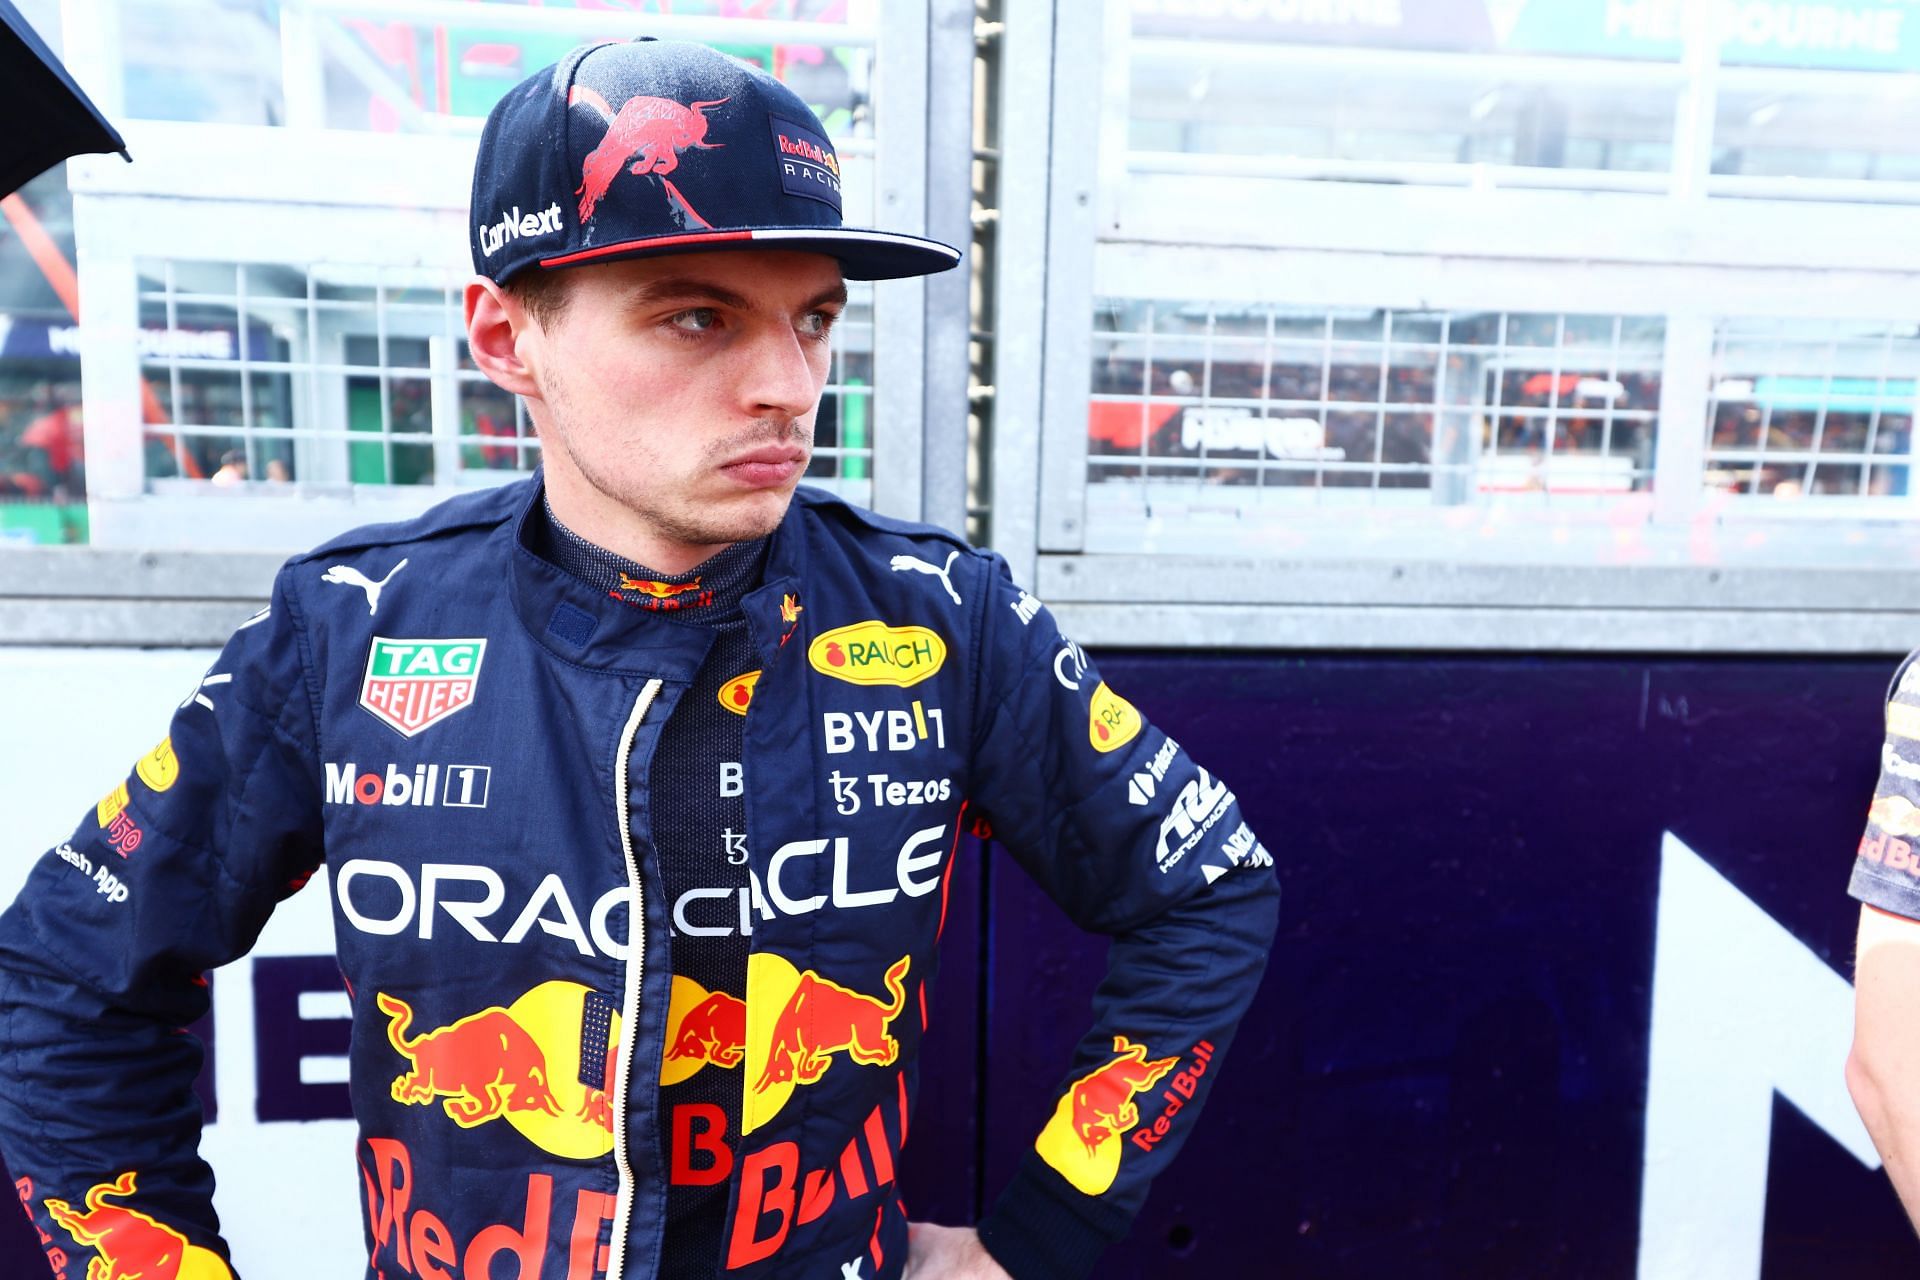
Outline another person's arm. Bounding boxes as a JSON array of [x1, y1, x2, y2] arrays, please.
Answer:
[[1846, 650, 1920, 1231], [1849, 904, 1920, 1225], [0, 570, 324, 1272]]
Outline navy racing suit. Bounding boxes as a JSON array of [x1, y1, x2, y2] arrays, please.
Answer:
[[0, 478, 1280, 1280]]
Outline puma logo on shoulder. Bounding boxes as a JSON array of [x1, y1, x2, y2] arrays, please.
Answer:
[[322, 558, 410, 616]]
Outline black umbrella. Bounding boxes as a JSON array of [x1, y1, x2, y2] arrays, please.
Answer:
[[0, 0, 128, 199]]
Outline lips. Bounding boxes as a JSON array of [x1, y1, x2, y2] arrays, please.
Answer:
[[720, 445, 807, 489]]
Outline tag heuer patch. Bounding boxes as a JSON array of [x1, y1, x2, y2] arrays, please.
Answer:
[[360, 637, 487, 737]]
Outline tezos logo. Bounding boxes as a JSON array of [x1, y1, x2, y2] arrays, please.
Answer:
[[360, 637, 487, 737], [809, 621, 946, 688], [326, 762, 491, 809]]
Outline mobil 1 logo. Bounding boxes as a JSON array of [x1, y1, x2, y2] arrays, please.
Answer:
[[326, 762, 492, 809]]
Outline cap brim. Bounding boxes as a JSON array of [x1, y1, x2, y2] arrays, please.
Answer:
[[536, 226, 961, 281]]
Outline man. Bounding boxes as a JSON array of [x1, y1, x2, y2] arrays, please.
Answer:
[[1849, 651, 1920, 1227], [0, 39, 1279, 1280]]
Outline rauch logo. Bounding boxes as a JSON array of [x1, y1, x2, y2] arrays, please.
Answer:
[[359, 637, 487, 738], [808, 621, 946, 688]]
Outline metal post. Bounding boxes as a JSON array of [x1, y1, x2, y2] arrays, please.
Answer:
[[280, 1, 327, 131], [987, 0, 1056, 582], [1652, 312, 1713, 525], [1034, 0, 1102, 553], [1669, 0, 1720, 202], [918, 0, 977, 539], [873, 0, 932, 522]]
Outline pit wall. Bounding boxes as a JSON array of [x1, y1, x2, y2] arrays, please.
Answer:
[[0, 648, 1909, 1277]]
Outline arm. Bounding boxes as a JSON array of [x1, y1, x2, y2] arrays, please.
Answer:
[[1849, 904, 1920, 1228], [0, 570, 325, 1275], [952, 557, 1280, 1280]]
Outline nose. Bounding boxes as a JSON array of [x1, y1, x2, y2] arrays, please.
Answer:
[[737, 322, 825, 423]]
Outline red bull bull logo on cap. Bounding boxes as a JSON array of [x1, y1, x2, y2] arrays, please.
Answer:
[[743, 952, 911, 1134], [44, 1171, 233, 1280], [1034, 1035, 1180, 1195], [569, 87, 728, 229], [377, 980, 622, 1160]]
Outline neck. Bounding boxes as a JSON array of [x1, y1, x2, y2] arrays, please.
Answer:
[[540, 463, 731, 577]]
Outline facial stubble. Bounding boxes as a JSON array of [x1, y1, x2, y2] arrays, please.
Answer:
[[535, 362, 814, 549]]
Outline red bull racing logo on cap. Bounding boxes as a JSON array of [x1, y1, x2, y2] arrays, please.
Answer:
[[359, 637, 486, 738], [377, 980, 622, 1160], [743, 952, 911, 1134], [770, 115, 842, 213], [569, 86, 727, 229], [44, 1171, 234, 1280], [1034, 1035, 1180, 1195]]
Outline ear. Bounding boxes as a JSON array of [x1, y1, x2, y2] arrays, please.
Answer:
[[465, 277, 541, 399]]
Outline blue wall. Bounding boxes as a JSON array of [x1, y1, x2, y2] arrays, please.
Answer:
[[942, 652, 1919, 1277]]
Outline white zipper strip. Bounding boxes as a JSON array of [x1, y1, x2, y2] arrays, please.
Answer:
[[607, 678, 663, 1280]]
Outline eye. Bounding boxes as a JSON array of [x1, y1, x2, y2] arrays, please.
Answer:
[[799, 309, 839, 339], [669, 307, 720, 334]]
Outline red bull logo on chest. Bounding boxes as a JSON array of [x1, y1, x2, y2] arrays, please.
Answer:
[[359, 637, 487, 737], [743, 952, 912, 1134], [662, 975, 749, 1086], [377, 979, 622, 1160]]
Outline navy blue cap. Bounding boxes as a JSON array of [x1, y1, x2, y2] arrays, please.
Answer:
[[470, 38, 961, 283]]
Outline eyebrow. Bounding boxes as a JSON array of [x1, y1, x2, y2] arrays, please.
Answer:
[[626, 277, 849, 314]]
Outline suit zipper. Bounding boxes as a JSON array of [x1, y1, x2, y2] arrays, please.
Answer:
[[608, 678, 663, 1280]]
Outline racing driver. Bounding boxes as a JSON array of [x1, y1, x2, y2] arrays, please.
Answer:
[[0, 38, 1280, 1280]]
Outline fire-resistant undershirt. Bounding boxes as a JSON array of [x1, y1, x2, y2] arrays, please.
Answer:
[[531, 498, 761, 1280]]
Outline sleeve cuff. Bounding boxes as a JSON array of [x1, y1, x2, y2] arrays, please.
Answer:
[[1851, 857, 1920, 920], [976, 1154, 1133, 1280]]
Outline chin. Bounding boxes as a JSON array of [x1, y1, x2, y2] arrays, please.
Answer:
[[697, 487, 797, 543]]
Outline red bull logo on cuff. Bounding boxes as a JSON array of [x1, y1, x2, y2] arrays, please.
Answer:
[[1034, 1035, 1180, 1195], [44, 1171, 233, 1280], [377, 980, 622, 1160]]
